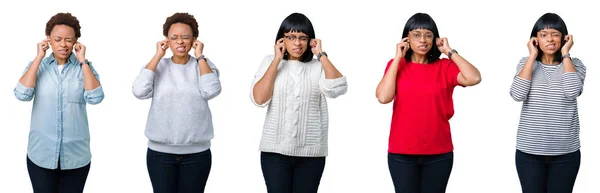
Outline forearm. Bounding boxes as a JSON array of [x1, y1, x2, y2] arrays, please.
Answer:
[[451, 53, 481, 84], [319, 56, 342, 79], [198, 58, 213, 75], [517, 55, 536, 80], [81, 63, 101, 90], [145, 55, 162, 72], [19, 55, 44, 87], [252, 58, 281, 104], [562, 53, 575, 73]]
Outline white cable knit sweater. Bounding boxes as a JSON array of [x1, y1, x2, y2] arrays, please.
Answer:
[[250, 55, 348, 157]]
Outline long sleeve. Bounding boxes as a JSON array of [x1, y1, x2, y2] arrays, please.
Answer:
[[197, 59, 221, 100], [561, 58, 586, 100], [250, 56, 276, 107], [319, 69, 347, 98], [14, 62, 36, 101], [510, 57, 531, 102], [83, 62, 104, 105], [132, 67, 155, 99]]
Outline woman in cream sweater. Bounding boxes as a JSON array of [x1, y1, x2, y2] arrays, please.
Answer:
[[250, 12, 348, 193]]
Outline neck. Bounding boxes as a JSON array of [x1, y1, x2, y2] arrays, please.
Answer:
[[171, 55, 190, 64], [410, 53, 427, 64], [541, 53, 558, 65], [54, 57, 67, 65], [288, 56, 301, 61]]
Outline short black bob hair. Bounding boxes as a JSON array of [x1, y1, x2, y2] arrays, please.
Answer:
[[530, 13, 568, 63], [275, 13, 316, 63], [402, 13, 441, 64]]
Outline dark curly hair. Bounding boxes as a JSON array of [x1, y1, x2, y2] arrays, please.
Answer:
[[163, 13, 199, 37], [45, 13, 81, 38]]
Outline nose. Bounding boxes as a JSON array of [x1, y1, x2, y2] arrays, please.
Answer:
[[176, 37, 184, 44], [293, 39, 301, 46], [60, 40, 67, 47]]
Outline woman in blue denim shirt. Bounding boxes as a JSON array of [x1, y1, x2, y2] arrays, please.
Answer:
[[14, 12, 104, 193]]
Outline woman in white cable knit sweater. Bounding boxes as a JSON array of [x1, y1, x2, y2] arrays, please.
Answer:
[[250, 12, 347, 193]]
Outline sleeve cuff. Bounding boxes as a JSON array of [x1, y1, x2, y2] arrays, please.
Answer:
[[15, 82, 35, 96], [84, 85, 104, 99], [321, 76, 347, 87], [139, 68, 155, 82], [199, 72, 219, 83]]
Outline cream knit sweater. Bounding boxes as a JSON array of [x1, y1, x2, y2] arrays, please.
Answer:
[[250, 55, 348, 157]]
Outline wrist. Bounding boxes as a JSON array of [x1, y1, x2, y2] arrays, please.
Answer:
[[561, 50, 569, 56], [394, 54, 404, 60], [196, 55, 206, 62], [447, 49, 457, 58], [80, 59, 90, 66], [561, 53, 571, 61], [317, 51, 327, 61]]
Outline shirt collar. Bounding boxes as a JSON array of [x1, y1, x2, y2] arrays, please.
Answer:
[[46, 52, 78, 66]]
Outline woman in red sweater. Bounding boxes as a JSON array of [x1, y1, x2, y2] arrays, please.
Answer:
[[376, 13, 482, 193]]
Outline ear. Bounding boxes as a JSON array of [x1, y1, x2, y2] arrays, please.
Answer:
[[46, 35, 51, 41]]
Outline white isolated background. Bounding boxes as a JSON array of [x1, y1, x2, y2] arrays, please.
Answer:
[[0, 0, 597, 192]]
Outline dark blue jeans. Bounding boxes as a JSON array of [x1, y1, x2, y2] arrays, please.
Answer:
[[516, 149, 580, 193], [260, 152, 326, 193], [147, 148, 212, 193], [388, 152, 454, 193], [27, 156, 90, 193]]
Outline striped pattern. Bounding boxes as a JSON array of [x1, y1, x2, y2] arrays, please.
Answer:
[[510, 57, 586, 156], [250, 55, 347, 157]]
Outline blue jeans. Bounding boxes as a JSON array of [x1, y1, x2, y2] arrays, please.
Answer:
[[388, 152, 454, 193], [516, 149, 580, 193], [27, 156, 90, 193], [260, 152, 326, 193], [147, 148, 212, 193]]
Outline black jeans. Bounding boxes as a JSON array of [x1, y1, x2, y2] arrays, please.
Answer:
[[147, 148, 212, 193], [260, 152, 326, 193], [27, 157, 90, 193], [516, 149, 580, 193], [388, 152, 454, 193]]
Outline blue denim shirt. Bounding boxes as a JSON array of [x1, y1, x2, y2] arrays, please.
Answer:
[[14, 53, 104, 170]]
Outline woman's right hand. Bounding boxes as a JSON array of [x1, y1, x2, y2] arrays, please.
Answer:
[[395, 37, 410, 59], [528, 37, 538, 57], [274, 38, 285, 60], [156, 40, 169, 58], [37, 39, 49, 57]]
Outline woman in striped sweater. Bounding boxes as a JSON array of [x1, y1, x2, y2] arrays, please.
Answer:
[[510, 13, 586, 193]]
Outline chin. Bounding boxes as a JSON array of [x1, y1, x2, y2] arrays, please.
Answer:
[[173, 52, 188, 57], [541, 50, 558, 55]]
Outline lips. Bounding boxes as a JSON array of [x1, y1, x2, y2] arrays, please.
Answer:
[[546, 44, 556, 49], [57, 49, 69, 55], [417, 45, 428, 51], [176, 46, 186, 53], [291, 48, 303, 54]]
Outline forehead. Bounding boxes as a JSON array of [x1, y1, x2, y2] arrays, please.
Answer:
[[50, 25, 75, 37], [410, 29, 433, 34], [285, 31, 308, 36], [538, 28, 561, 33], [168, 23, 193, 34]]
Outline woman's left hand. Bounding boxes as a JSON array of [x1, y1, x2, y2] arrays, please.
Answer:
[[310, 39, 323, 55], [74, 42, 86, 62], [436, 37, 453, 56], [193, 40, 204, 58]]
